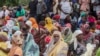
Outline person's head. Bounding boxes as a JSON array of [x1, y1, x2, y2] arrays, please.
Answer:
[[52, 31, 62, 44], [12, 31, 24, 46], [21, 23, 30, 37], [2, 6, 7, 10], [97, 20, 100, 25], [25, 20, 32, 28], [81, 24, 90, 33], [12, 26, 20, 34], [39, 21, 45, 27], [0, 32, 8, 42], [80, 12, 87, 23], [17, 5, 22, 11], [65, 15, 71, 23], [53, 15, 60, 21], [73, 30, 83, 42], [45, 17, 53, 24], [63, 27, 72, 36]]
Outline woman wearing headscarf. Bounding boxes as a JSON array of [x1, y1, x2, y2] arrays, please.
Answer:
[[68, 30, 86, 56], [21, 23, 40, 56], [12, 26, 20, 34], [0, 32, 9, 56], [81, 24, 95, 44], [45, 17, 57, 33], [62, 27, 73, 44], [8, 31, 23, 56], [29, 17, 38, 30], [44, 31, 68, 56]]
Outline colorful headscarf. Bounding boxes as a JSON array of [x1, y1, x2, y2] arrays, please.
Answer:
[[45, 17, 57, 32], [71, 30, 83, 50], [12, 26, 20, 31], [62, 27, 72, 44], [29, 17, 38, 29], [0, 32, 8, 41], [44, 31, 68, 56]]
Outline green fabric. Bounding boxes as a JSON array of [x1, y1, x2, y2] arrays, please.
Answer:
[[96, 48, 100, 56], [62, 28, 73, 44], [64, 33, 72, 44], [16, 8, 25, 17], [80, 11, 86, 17]]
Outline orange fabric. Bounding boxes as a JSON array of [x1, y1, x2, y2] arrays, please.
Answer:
[[29, 17, 38, 29], [8, 46, 23, 56], [18, 17, 24, 22]]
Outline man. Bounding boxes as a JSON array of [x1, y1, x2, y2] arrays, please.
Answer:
[[36, 0, 47, 23], [0, 6, 10, 18], [28, 0, 38, 17], [44, 0, 53, 13], [59, 0, 72, 26]]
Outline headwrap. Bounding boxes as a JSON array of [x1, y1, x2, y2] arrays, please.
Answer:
[[62, 27, 72, 44], [53, 15, 60, 20], [45, 17, 57, 32], [81, 23, 90, 32], [29, 17, 38, 29], [12, 31, 23, 45], [0, 32, 8, 41], [44, 31, 68, 56], [25, 20, 32, 27], [71, 30, 83, 50], [12, 26, 20, 31]]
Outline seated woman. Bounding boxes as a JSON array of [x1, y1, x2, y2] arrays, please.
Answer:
[[21, 23, 40, 56], [0, 32, 10, 56], [44, 31, 68, 56], [8, 31, 23, 56]]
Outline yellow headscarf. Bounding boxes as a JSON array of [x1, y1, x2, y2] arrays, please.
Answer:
[[0, 32, 8, 39], [29, 17, 38, 29], [0, 32, 8, 56], [45, 17, 57, 32], [46, 31, 68, 56]]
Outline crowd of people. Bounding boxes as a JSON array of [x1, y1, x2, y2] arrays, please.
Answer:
[[0, 0, 100, 56]]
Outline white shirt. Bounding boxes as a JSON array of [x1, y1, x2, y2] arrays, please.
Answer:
[[0, 10, 10, 18]]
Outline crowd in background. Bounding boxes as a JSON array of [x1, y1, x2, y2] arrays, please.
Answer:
[[0, 0, 100, 56]]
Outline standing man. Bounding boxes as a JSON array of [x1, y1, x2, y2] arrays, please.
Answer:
[[44, 0, 53, 13], [28, 0, 38, 17], [59, 0, 72, 26], [36, 0, 47, 23]]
